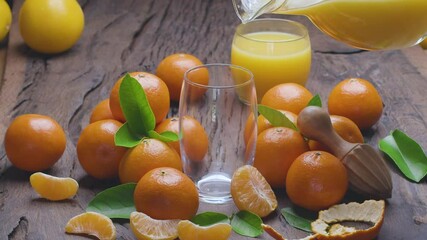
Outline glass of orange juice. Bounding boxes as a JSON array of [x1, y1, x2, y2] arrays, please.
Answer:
[[231, 18, 311, 100]]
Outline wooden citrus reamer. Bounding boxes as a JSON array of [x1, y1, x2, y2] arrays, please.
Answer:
[[297, 106, 392, 199]]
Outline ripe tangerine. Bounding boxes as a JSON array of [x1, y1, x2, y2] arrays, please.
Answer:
[[286, 151, 348, 211], [134, 167, 199, 220], [4, 114, 66, 172], [76, 119, 127, 180], [109, 72, 170, 124], [328, 78, 383, 129]]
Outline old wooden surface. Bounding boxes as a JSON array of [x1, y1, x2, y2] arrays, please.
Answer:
[[1, 0, 427, 239]]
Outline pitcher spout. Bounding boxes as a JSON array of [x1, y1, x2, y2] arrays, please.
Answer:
[[232, 0, 287, 23]]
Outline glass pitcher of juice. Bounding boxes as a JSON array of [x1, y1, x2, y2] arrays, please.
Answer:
[[233, 0, 427, 50]]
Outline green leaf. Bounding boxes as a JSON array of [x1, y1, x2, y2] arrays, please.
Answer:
[[379, 129, 427, 182], [258, 104, 298, 131], [147, 130, 179, 142], [119, 74, 156, 135], [191, 212, 230, 226], [114, 122, 143, 148], [307, 94, 322, 107], [281, 207, 314, 233], [86, 183, 137, 219], [230, 210, 263, 237]]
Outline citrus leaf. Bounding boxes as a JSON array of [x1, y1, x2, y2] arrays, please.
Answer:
[[379, 129, 427, 182], [119, 74, 156, 135], [307, 94, 322, 107], [114, 122, 143, 148], [160, 131, 179, 141], [281, 207, 314, 233], [191, 212, 230, 226], [231, 210, 263, 237], [258, 104, 298, 131], [86, 183, 136, 219], [147, 130, 179, 142]]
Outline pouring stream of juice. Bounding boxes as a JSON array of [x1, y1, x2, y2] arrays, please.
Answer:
[[233, 0, 427, 50]]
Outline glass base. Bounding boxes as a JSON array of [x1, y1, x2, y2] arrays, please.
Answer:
[[197, 172, 233, 204]]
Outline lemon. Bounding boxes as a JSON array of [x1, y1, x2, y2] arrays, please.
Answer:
[[0, 0, 12, 42], [18, 0, 84, 54]]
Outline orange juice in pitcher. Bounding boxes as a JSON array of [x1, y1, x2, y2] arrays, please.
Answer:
[[233, 0, 427, 50]]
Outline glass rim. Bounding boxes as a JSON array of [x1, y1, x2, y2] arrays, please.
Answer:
[[235, 18, 308, 43], [183, 63, 254, 89]]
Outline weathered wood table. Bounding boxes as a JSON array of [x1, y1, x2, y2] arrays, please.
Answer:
[[1, 0, 427, 239]]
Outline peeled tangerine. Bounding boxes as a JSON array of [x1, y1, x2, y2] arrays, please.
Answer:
[[177, 220, 232, 240], [65, 212, 116, 240], [30, 172, 78, 201], [130, 211, 179, 240], [230, 165, 278, 218]]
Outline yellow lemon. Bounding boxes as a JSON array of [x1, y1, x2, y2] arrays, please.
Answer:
[[0, 0, 12, 41], [19, 0, 84, 54]]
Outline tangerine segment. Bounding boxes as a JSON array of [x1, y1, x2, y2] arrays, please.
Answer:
[[65, 212, 116, 240], [312, 200, 385, 240], [130, 211, 179, 240], [177, 220, 232, 240], [30, 172, 78, 201], [231, 165, 278, 218]]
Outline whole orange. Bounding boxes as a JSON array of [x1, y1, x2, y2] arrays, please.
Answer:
[[134, 167, 199, 220], [109, 72, 170, 124], [118, 138, 182, 184], [243, 110, 297, 145], [76, 119, 127, 180], [328, 78, 383, 129], [156, 53, 208, 101], [253, 127, 309, 188], [261, 83, 313, 114], [4, 114, 66, 172], [155, 116, 208, 162], [286, 151, 348, 211], [309, 115, 364, 152], [89, 99, 114, 123]]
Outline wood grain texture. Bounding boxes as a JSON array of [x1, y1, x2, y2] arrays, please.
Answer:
[[0, 0, 426, 239]]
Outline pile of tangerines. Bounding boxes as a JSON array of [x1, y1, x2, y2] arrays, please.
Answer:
[[3, 51, 385, 239]]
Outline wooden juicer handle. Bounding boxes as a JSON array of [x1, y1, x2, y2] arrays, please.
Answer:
[[297, 106, 357, 159]]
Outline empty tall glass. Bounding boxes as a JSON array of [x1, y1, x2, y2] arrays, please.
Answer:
[[179, 64, 257, 204]]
